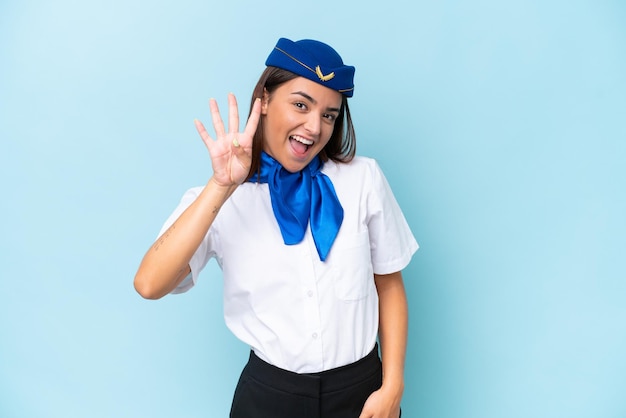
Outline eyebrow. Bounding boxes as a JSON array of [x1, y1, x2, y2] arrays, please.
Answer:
[[292, 91, 341, 113]]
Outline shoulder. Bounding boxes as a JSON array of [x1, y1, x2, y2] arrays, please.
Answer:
[[324, 156, 388, 189], [175, 186, 205, 205], [322, 156, 389, 201], [323, 155, 381, 179], [183, 185, 205, 197]]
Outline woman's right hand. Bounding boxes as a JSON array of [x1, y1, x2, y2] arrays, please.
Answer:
[[194, 93, 262, 186]]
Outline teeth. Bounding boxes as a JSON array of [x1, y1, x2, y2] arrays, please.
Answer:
[[291, 135, 313, 145]]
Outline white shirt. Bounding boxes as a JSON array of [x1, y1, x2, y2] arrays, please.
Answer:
[[159, 156, 418, 373]]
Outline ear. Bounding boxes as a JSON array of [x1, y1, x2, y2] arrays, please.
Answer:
[[261, 88, 270, 115]]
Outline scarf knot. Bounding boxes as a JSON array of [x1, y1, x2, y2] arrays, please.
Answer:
[[248, 152, 343, 261]]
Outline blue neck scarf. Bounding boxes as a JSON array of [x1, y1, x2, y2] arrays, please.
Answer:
[[248, 152, 343, 261]]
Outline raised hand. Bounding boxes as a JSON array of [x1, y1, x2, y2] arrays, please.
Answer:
[[194, 93, 262, 186]]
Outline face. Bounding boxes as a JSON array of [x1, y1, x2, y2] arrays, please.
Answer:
[[261, 76, 343, 173]]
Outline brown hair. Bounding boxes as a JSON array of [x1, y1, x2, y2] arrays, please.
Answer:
[[246, 66, 356, 180]]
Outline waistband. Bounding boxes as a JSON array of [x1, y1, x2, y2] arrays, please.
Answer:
[[245, 344, 381, 398]]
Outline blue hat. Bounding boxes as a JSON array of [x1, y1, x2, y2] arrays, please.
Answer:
[[265, 38, 355, 97]]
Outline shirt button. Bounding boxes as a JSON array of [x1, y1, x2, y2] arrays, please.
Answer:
[[307, 290, 314, 297], [312, 333, 318, 339]]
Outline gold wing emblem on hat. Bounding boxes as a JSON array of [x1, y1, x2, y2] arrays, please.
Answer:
[[315, 65, 335, 82]]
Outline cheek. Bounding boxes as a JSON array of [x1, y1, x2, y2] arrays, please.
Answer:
[[265, 108, 294, 132], [263, 113, 281, 137], [320, 124, 336, 144]]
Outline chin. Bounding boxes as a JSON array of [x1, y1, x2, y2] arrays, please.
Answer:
[[275, 153, 314, 173], [282, 161, 308, 173]]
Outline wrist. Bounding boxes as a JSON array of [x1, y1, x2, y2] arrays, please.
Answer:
[[380, 376, 404, 397], [207, 176, 238, 196]]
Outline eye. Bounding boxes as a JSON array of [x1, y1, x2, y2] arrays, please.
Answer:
[[294, 102, 307, 110], [323, 113, 337, 122]]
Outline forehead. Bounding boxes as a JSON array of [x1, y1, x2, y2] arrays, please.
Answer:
[[275, 76, 342, 107]]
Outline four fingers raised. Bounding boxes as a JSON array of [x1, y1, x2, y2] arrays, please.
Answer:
[[199, 94, 262, 148]]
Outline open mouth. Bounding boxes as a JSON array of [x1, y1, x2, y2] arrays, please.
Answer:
[[289, 135, 313, 155]]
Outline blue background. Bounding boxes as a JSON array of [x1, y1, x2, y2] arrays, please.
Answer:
[[1, 0, 625, 417]]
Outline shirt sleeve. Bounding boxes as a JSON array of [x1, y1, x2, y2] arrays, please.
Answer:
[[157, 186, 218, 294], [366, 161, 419, 275]]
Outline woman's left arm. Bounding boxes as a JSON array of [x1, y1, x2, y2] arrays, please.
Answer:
[[359, 271, 408, 418]]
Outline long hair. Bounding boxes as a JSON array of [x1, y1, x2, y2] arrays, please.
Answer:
[[246, 66, 356, 180]]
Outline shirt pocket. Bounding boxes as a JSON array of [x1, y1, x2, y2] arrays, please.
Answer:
[[330, 231, 374, 301]]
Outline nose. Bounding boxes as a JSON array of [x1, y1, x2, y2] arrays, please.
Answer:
[[303, 113, 321, 136]]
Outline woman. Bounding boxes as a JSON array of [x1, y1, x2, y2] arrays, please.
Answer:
[[134, 37, 418, 418]]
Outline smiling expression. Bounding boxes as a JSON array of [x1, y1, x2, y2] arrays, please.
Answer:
[[261, 77, 343, 173]]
